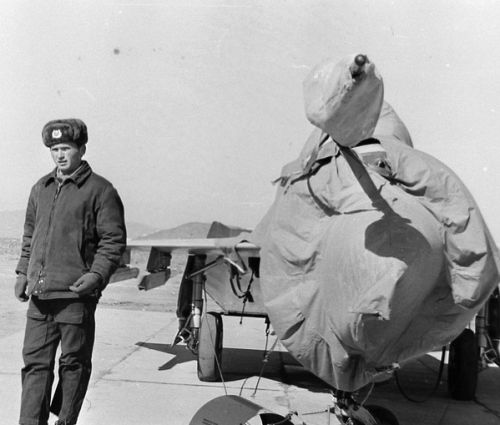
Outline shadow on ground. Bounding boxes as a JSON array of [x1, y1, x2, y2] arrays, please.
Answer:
[[136, 340, 500, 425], [136, 341, 330, 391]]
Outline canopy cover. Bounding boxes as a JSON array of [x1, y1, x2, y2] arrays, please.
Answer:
[[303, 54, 384, 147], [244, 55, 500, 391]]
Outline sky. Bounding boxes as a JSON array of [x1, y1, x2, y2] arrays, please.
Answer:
[[1, 0, 500, 242]]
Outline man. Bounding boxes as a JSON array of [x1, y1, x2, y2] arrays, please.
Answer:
[[15, 119, 127, 425]]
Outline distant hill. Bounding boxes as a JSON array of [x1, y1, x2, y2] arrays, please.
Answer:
[[136, 222, 212, 240], [126, 222, 160, 239], [135, 221, 251, 240], [0, 210, 158, 240], [0, 210, 248, 242]]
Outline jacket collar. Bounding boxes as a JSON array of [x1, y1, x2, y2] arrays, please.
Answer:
[[43, 161, 93, 188]]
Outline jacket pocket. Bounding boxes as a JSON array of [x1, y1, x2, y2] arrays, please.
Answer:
[[26, 298, 48, 320], [26, 309, 48, 321]]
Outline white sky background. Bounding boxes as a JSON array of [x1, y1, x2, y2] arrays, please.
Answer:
[[1, 0, 499, 241]]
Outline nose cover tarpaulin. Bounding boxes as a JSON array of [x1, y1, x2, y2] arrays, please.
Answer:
[[303, 54, 384, 147]]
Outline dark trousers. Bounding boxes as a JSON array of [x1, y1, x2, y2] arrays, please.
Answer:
[[20, 297, 97, 425]]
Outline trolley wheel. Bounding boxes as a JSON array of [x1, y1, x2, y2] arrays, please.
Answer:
[[448, 328, 478, 400], [197, 312, 223, 382], [364, 405, 400, 425]]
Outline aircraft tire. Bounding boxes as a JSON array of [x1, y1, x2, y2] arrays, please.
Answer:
[[487, 288, 500, 366], [447, 328, 478, 400], [197, 312, 223, 382], [364, 405, 400, 425]]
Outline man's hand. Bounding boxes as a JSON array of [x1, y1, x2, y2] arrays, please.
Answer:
[[70, 272, 102, 295], [15, 273, 29, 302]]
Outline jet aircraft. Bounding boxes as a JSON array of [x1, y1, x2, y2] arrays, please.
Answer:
[[118, 54, 500, 425]]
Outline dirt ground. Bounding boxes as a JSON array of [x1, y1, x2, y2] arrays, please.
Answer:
[[0, 250, 187, 339]]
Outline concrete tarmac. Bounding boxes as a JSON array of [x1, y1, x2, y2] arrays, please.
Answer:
[[1, 277, 499, 425]]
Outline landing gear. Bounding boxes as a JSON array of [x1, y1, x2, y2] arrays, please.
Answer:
[[448, 328, 478, 400], [332, 390, 399, 425], [486, 288, 500, 366], [447, 290, 500, 400], [183, 254, 225, 382]]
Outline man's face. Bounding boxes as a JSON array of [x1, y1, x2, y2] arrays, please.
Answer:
[[50, 142, 85, 175]]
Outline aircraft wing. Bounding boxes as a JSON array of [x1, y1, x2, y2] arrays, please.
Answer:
[[127, 238, 259, 255], [124, 238, 260, 291]]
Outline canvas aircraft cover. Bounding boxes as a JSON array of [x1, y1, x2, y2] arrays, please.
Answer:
[[218, 54, 500, 391]]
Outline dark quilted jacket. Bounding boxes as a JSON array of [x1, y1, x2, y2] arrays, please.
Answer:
[[16, 161, 127, 299]]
